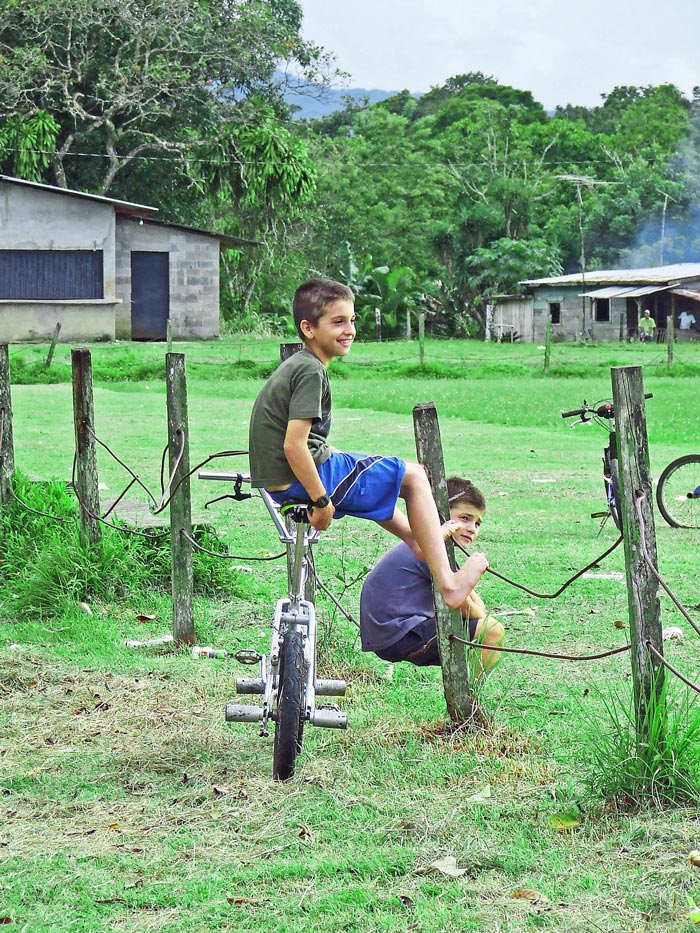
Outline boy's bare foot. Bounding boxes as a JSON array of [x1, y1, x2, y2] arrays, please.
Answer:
[[438, 553, 488, 610]]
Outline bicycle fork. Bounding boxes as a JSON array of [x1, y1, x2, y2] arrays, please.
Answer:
[[226, 514, 347, 732]]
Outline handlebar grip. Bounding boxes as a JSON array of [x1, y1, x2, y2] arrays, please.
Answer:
[[561, 409, 583, 419]]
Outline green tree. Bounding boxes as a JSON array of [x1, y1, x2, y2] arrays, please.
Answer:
[[0, 0, 326, 194]]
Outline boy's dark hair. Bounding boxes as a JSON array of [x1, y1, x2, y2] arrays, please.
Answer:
[[292, 279, 354, 339], [447, 476, 486, 511]]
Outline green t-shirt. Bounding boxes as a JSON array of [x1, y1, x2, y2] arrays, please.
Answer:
[[248, 348, 331, 488], [639, 315, 656, 335]]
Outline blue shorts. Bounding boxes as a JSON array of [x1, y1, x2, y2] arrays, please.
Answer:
[[268, 452, 406, 522]]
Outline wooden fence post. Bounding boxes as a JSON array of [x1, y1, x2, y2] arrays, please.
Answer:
[[666, 315, 674, 371], [418, 312, 426, 369], [71, 348, 102, 546], [611, 366, 665, 754], [544, 314, 552, 373], [166, 352, 195, 645], [0, 345, 15, 506], [280, 343, 302, 362], [45, 322, 61, 369], [413, 402, 478, 723]]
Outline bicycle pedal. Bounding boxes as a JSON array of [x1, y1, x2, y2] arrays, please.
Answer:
[[234, 648, 261, 665], [316, 678, 347, 696], [225, 703, 263, 723], [311, 708, 348, 729], [236, 676, 264, 694]]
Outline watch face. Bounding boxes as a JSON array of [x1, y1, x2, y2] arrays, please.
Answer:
[[314, 495, 329, 509]]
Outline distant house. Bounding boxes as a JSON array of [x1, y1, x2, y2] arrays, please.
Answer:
[[489, 263, 700, 342], [0, 174, 255, 342]]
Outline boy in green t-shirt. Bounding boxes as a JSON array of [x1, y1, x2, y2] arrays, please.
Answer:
[[249, 278, 487, 611]]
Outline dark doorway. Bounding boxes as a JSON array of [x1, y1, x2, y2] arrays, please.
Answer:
[[131, 251, 170, 340]]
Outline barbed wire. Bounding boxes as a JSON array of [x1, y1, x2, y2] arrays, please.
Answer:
[[181, 528, 285, 562], [6, 483, 74, 524], [646, 642, 700, 696], [634, 492, 700, 638], [70, 452, 171, 540], [453, 535, 623, 598], [451, 633, 631, 662], [312, 564, 360, 629], [0, 144, 668, 172], [85, 422, 159, 509]]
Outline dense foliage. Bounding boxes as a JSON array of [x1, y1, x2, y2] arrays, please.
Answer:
[[1, 5, 699, 334]]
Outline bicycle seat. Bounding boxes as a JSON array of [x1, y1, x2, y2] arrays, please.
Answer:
[[280, 500, 311, 523]]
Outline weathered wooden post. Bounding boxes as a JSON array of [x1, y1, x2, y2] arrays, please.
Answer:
[[413, 402, 478, 723], [611, 366, 665, 756], [418, 312, 426, 369], [544, 314, 552, 373], [166, 319, 173, 355], [71, 348, 102, 546], [374, 307, 382, 343], [406, 308, 412, 341], [280, 343, 302, 362], [45, 322, 61, 369], [666, 315, 674, 371], [484, 302, 494, 342], [166, 352, 195, 645], [0, 345, 15, 506]]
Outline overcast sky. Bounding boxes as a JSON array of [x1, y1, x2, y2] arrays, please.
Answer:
[[298, 0, 699, 110]]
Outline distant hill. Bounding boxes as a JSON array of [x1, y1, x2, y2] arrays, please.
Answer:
[[282, 82, 421, 120]]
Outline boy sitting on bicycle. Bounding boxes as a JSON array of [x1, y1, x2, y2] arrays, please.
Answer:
[[360, 477, 504, 676], [248, 278, 486, 611]]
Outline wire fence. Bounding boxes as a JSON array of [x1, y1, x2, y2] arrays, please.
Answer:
[[8, 431, 700, 688]]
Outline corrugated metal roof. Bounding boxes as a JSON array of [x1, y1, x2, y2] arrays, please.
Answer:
[[672, 288, 700, 302], [523, 263, 700, 287], [579, 286, 637, 299], [0, 173, 157, 216]]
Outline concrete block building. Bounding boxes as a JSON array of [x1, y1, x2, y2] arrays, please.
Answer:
[[489, 264, 700, 342], [0, 174, 252, 342]]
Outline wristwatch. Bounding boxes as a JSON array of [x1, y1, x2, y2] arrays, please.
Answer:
[[311, 494, 330, 509]]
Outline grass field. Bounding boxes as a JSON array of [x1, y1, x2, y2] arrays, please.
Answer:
[[2, 337, 700, 932]]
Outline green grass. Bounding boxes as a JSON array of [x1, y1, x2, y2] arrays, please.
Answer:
[[2, 338, 700, 931]]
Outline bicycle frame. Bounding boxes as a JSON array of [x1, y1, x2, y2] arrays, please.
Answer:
[[198, 470, 347, 765]]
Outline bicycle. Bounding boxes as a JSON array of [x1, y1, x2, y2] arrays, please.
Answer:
[[198, 469, 347, 781], [561, 394, 652, 532], [656, 455, 700, 528]]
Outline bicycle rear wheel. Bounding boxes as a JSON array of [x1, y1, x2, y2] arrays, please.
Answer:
[[656, 454, 700, 528], [273, 629, 306, 781]]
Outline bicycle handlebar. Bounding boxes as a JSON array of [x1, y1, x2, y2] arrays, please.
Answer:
[[561, 393, 653, 421]]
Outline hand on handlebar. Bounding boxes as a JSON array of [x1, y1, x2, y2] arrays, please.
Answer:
[[308, 500, 335, 530]]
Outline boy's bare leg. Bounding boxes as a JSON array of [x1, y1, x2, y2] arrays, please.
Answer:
[[377, 509, 418, 552], [472, 617, 505, 678], [399, 463, 487, 609]]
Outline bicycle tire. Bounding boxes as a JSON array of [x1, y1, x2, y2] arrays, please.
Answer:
[[273, 629, 306, 781], [603, 448, 623, 531], [656, 454, 700, 529]]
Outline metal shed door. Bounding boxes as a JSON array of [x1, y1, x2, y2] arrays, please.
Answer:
[[131, 251, 170, 341]]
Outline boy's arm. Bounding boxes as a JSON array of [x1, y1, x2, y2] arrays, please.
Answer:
[[284, 418, 335, 530]]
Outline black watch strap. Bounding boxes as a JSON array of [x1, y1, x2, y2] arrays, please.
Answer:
[[311, 494, 330, 509]]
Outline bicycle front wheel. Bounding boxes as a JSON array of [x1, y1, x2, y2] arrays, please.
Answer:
[[273, 629, 306, 781], [604, 449, 622, 531], [656, 454, 700, 528]]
